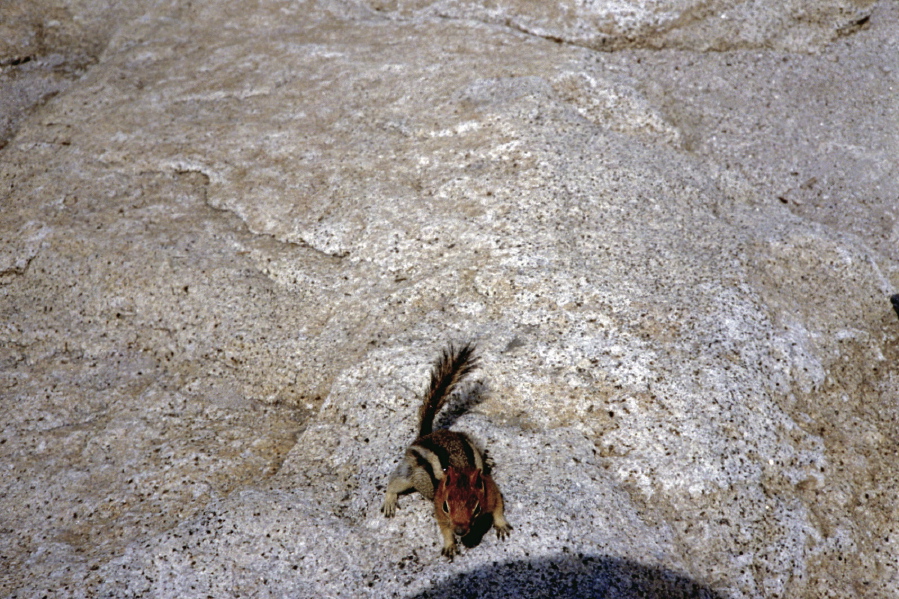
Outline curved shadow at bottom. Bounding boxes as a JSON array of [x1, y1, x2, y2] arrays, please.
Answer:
[[408, 554, 727, 599]]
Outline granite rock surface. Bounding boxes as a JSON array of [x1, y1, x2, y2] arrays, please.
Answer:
[[1, 1, 897, 598]]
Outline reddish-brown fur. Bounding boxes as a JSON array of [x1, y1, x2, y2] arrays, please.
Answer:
[[433, 466, 511, 557]]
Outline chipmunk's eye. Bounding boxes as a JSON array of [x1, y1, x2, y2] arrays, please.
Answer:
[[472, 502, 481, 517], [443, 501, 450, 513]]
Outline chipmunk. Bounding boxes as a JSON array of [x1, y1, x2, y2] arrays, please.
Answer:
[[381, 342, 512, 558]]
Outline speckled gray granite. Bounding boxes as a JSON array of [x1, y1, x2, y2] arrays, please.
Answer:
[[1, 1, 897, 598]]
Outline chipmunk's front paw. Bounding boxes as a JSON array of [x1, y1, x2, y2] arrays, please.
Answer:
[[441, 542, 458, 559], [495, 521, 513, 540], [381, 494, 398, 518]]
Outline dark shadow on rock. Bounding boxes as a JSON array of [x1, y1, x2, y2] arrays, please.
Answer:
[[407, 554, 728, 599], [890, 294, 899, 320], [459, 513, 495, 549]]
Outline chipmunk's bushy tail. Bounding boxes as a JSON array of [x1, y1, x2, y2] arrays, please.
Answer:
[[418, 342, 478, 438]]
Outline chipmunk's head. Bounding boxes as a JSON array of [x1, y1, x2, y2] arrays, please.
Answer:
[[435, 467, 486, 536]]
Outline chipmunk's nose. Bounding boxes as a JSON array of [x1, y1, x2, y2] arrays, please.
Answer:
[[454, 525, 469, 536]]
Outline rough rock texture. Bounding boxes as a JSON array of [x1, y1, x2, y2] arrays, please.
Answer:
[[0, 0, 151, 148], [1, 1, 897, 597], [366, 0, 877, 52]]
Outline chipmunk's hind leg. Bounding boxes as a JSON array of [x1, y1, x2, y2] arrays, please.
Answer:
[[488, 478, 513, 539]]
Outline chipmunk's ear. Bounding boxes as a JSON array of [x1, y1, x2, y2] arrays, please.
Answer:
[[470, 469, 484, 491], [444, 468, 456, 485]]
